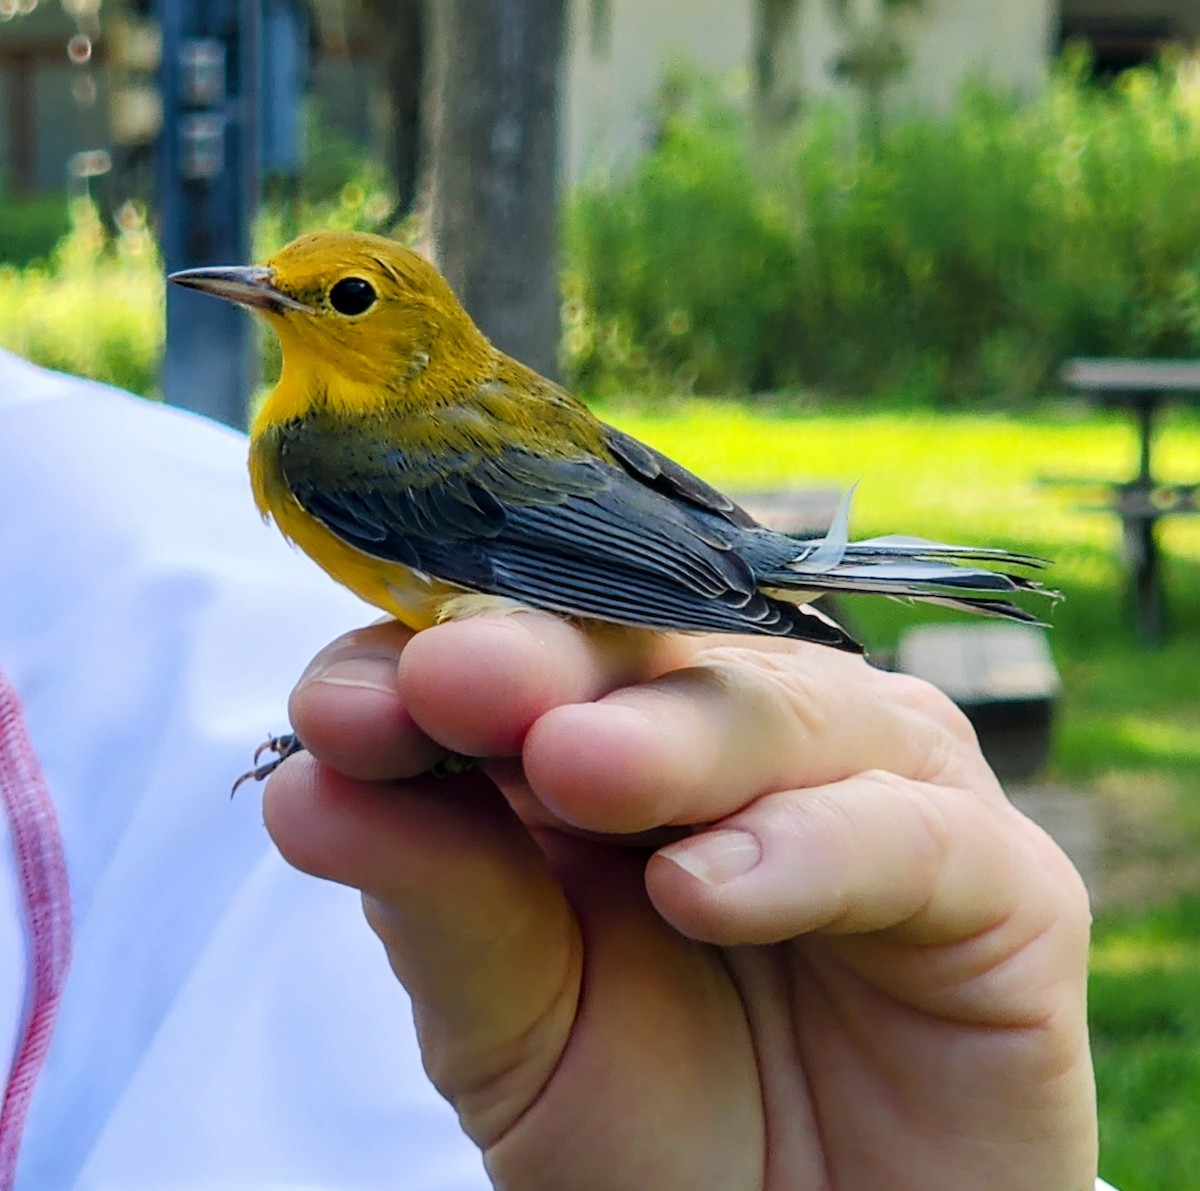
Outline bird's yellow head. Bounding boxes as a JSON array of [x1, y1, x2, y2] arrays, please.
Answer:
[[169, 230, 493, 407]]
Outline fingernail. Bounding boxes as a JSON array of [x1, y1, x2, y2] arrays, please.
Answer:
[[304, 653, 400, 695], [659, 829, 761, 885]]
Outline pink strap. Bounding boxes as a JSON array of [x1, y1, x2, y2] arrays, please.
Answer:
[[0, 671, 72, 1191]]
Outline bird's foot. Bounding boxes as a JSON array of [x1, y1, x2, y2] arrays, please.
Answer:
[[231, 733, 307, 798], [231, 734, 476, 796]]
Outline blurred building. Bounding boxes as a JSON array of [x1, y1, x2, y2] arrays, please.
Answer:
[[0, 0, 1197, 197], [0, 0, 107, 196], [564, 0, 1200, 176]]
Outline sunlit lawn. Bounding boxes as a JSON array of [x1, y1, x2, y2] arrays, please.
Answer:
[[1091, 897, 1200, 1191], [601, 398, 1200, 1189]]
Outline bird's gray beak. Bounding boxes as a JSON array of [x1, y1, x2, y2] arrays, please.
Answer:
[[167, 265, 308, 313]]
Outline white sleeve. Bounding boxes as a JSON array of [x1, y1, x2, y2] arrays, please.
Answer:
[[0, 355, 489, 1190]]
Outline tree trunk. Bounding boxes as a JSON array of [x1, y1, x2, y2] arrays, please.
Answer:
[[424, 0, 566, 378], [360, 0, 424, 218], [752, 0, 804, 129]]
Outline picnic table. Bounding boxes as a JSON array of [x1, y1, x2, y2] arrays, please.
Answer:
[[1059, 358, 1200, 644]]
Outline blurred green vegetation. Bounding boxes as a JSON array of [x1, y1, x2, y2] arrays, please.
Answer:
[[255, 107, 400, 249], [1091, 896, 1200, 1190], [0, 200, 163, 394], [0, 193, 73, 266], [0, 111, 397, 397], [566, 54, 1200, 401], [8, 57, 1200, 406]]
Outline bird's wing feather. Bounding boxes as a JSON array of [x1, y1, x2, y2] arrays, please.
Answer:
[[602, 423, 759, 528], [276, 414, 857, 646]]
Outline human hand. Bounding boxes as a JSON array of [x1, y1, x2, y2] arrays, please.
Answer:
[[263, 615, 1097, 1190]]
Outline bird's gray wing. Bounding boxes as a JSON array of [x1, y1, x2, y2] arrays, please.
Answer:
[[269, 413, 859, 647]]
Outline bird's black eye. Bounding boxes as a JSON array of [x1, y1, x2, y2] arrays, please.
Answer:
[[329, 276, 377, 316]]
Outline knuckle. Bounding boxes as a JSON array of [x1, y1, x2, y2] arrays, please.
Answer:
[[877, 670, 983, 756], [912, 720, 970, 785], [881, 671, 972, 730], [692, 646, 833, 740], [857, 767, 953, 872], [773, 773, 951, 930], [1016, 814, 1094, 942], [863, 766, 950, 831], [856, 765, 913, 794]]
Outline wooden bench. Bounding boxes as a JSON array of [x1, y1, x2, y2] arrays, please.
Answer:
[[896, 623, 1061, 781]]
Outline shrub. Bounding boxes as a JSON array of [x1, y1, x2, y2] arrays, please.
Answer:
[[564, 54, 1200, 401], [0, 200, 162, 396], [0, 195, 72, 267]]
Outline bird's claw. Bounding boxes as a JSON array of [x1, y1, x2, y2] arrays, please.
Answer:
[[231, 735, 476, 796], [231, 733, 307, 798]]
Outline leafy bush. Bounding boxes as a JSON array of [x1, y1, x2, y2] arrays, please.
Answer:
[[0, 195, 72, 266], [565, 55, 1200, 401], [0, 200, 162, 396]]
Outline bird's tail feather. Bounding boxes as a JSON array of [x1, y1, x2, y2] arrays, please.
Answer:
[[767, 490, 1056, 624]]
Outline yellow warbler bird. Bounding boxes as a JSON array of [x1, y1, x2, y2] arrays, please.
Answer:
[[170, 230, 1047, 661]]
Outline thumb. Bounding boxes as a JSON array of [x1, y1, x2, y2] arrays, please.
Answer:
[[262, 757, 581, 1147]]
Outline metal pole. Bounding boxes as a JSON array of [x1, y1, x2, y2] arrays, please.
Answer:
[[1127, 392, 1165, 644], [157, 0, 261, 427], [1134, 392, 1157, 485]]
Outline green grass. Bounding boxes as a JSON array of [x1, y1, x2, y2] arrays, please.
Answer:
[[1090, 897, 1200, 1190]]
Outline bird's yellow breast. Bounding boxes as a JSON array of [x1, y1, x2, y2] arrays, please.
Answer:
[[244, 342, 597, 631], [248, 428, 464, 630]]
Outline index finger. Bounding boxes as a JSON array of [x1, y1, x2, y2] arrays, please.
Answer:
[[520, 644, 1000, 835], [289, 612, 718, 778]]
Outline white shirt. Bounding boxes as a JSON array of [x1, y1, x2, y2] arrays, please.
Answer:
[[0, 353, 488, 1189]]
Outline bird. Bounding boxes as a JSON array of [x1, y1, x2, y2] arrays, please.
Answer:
[[169, 230, 1050, 780]]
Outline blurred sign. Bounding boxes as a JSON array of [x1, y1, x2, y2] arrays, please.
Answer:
[[109, 14, 163, 73], [108, 13, 164, 146], [179, 37, 225, 106], [110, 85, 163, 145], [179, 112, 225, 179]]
